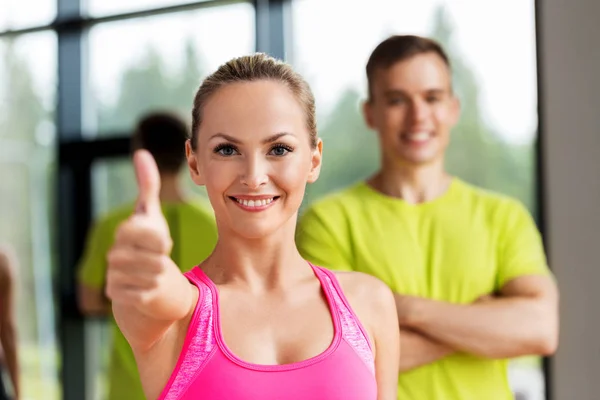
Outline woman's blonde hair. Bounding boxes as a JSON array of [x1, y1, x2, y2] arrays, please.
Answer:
[[190, 53, 317, 150]]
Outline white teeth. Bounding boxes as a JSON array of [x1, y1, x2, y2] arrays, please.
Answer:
[[236, 198, 274, 207], [405, 132, 431, 142]]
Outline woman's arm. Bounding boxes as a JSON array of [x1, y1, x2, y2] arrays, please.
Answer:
[[336, 272, 400, 400], [106, 150, 195, 353], [372, 281, 401, 400]]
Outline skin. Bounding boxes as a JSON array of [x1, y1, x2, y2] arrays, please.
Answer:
[[0, 247, 19, 399], [106, 79, 400, 399], [363, 52, 558, 371]]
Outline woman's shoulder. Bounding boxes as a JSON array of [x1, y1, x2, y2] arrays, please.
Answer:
[[330, 270, 396, 338], [333, 270, 394, 309]]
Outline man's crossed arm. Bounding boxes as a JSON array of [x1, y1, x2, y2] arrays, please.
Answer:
[[396, 274, 559, 372]]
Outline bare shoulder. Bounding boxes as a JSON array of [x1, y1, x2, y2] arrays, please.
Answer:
[[333, 270, 394, 306], [332, 270, 396, 342]]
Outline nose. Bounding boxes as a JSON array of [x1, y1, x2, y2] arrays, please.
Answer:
[[240, 154, 268, 189], [409, 98, 430, 124]]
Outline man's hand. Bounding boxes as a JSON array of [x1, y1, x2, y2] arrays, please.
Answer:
[[395, 292, 497, 327], [394, 293, 425, 327]]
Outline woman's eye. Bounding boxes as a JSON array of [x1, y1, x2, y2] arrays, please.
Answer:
[[215, 145, 238, 156], [272, 147, 286, 156], [269, 145, 293, 156]]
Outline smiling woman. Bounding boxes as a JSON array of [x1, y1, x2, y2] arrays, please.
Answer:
[[105, 53, 401, 400]]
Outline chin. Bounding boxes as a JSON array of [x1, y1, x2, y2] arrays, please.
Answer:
[[399, 149, 443, 165], [231, 222, 283, 240]]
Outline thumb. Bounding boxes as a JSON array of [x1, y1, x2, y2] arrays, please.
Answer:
[[133, 149, 161, 216]]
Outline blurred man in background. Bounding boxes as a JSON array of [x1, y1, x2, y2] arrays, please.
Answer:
[[77, 111, 218, 400], [297, 35, 559, 400]]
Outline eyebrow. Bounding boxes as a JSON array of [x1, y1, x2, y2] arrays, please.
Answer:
[[384, 88, 448, 97], [209, 132, 294, 144]]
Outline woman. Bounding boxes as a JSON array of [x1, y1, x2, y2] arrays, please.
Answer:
[[106, 53, 400, 400]]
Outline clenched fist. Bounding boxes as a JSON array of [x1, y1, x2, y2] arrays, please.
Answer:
[[106, 150, 192, 321]]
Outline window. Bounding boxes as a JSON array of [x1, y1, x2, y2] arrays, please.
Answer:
[[88, 2, 255, 138], [0, 32, 59, 400], [88, 0, 214, 18], [0, 0, 56, 31], [292, 1, 542, 399], [91, 158, 207, 219]]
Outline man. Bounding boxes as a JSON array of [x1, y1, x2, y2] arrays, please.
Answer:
[[296, 35, 558, 400], [77, 111, 218, 400], [0, 246, 18, 400]]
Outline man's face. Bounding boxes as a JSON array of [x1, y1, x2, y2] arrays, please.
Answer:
[[363, 52, 460, 168]]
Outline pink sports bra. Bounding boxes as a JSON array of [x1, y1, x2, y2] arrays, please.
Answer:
[[158, 263, 377, 400]]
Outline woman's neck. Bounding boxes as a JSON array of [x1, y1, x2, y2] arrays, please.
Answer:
[[203, 219, 309, 292]]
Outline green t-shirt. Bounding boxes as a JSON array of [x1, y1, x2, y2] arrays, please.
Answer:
[[296, 179, 550, 400], [77, 199, 218, 400]]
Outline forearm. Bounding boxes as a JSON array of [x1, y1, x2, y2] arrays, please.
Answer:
[[0, 326, 19, 397], [409, 297, 557, 358], [399, 329, 454, 372]]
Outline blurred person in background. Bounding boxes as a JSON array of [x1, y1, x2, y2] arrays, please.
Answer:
[[77, 111, 218, 400], [0, 246, 19, 400], [297, 35, 559, 400]]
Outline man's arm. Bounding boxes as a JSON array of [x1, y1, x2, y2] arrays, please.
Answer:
[[398, 328, 455, 372], [77, 283, 111, 316], [0, 249, 19, 398], [398, 199, 559, 360], [399, 274, 559, 359], [394, 291, 456, 372]]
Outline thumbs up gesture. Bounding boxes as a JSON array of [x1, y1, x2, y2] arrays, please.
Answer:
[[106, 150, 191, 321]]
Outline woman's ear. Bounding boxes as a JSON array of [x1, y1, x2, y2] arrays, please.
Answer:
[[307, 138, 323, 183], [186, 139, 205, 186]]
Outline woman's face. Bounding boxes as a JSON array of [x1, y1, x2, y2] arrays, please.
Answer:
[[187, 80, 322, 239]]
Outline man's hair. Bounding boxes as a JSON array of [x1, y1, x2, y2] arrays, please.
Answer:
[[366, 35, 451, 99], [131, 111, 189, 174]]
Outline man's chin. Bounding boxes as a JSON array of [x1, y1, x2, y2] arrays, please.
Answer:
[[399, 152, 442, 167]]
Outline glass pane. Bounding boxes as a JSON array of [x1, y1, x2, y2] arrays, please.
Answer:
[[92, 158, 137, 218], [0, 32, 59, 399], [92, 158, 208, 218], [88, 2, 255, 138], [292, 1, 542, 399], [88, 0, 215, 18], [0, 0, 56, 31]]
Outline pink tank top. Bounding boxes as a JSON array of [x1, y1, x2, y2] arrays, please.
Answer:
[[157, 263, 377, 400]]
